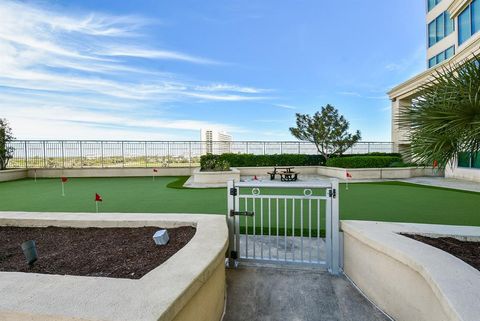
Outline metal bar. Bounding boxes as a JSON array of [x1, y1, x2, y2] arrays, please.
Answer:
[[253, 196, 256, 259], [42, 141, 46, 168], [61, 141, 65, 168], [235, 181, 331, 189], [317, 198, 321, 263], [284, 198, 287, 260], [121, 141, 125, 167], [189, 141, 192, 168], [240, 195, 327, 200], [301, 199, 303, 261], [292, 199, 295, 261], [80, 141, 83, 168], [101, 141, 104, 168], [330, 179, 340, 275], [325, 188, 332, 270], [309, 198, 312, 262], [24, 141, 28, 168], [226, 181, 236, 265], [245, 197, 248, 259], [268, 198, 271, 260], [144, 141, 147, 168], [260, 198, 264, 259]]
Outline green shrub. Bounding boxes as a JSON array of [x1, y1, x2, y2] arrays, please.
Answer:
[[326, 156, 402, 168], [200, 153, 326, 168], [200, 154, 230, 171]]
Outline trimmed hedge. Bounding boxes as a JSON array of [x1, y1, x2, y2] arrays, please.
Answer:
[[200, 153, 230, 171], [326, 155, 403, 168], [200, 153, 326, 168]]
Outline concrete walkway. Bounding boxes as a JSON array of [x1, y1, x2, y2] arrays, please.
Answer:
[[401, 177, 480, 193], [223, 265, 391, 321]]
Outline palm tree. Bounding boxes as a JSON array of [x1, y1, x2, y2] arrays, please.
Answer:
[[397, 55, 480, 168]]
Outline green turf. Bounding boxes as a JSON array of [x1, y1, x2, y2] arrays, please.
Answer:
[[0, 177, 479, 228]]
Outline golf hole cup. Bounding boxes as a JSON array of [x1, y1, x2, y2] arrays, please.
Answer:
[[21, 240, 38, 265]]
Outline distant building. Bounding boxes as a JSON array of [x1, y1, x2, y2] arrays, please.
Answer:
[[200, 129, 232, 155]]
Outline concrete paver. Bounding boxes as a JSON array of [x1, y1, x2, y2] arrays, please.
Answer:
[[223, 265, 391, 321]]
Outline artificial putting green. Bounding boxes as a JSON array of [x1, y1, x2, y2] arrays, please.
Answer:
[[0, 177, 479, 229]]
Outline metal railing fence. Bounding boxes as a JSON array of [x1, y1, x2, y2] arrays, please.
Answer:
[[226, 180, 341, 274], [7, 140, 393, 169]]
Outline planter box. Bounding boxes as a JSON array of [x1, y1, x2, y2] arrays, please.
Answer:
[[192, 167, 240, 185], [0, 212, 227, 321], [342, 221, 480, 321]]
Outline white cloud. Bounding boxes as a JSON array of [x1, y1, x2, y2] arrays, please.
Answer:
[[98, 46, 218, 65], [273, 104, 296, 110], [195, 84, 269, 93], [2, 105, 243, 140], [0, 1, 270, 139]]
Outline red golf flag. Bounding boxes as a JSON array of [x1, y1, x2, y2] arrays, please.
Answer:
[[346, 172, 352, 178], [61, 177, 68, 183], [95, 193, 103, 202], [153, 168, 158, 172]]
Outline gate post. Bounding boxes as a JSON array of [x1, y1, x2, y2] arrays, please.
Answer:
[[329, 179, 341, 275], [226, 180, 238, 267]]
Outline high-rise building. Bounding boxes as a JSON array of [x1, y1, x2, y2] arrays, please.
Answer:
[[200, 129, 233, 155], [388, 0, 480, 181]]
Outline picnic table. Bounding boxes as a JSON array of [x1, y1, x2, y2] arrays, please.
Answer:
[[267, 167, 298, 181]]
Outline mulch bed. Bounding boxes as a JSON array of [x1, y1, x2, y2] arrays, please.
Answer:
[[403, 234, 480, 271], [0, 226, 196, 279]]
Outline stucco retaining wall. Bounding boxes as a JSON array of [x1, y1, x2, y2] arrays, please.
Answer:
[[27, 167, 194, 178], [318, 166, 438, 179], [445, 163, 480, 182], [341, 221, 480, 321], [2, 165, 439, 182], [0, 212, 228, 321], [0, 169, 28, 182]]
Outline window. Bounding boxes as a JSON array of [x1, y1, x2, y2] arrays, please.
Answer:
[[428, 46, 455, 68], [458, 0, 480, 45], [436, 13, 445, 40], [428, 21, 437, 46], [428, 11, 455, 47], [445, 46, 455, 59], [427, 0, 442, 12], [437, 51, 446, 63], [473, 0, 480, 34], [458, 152, 480, 169]]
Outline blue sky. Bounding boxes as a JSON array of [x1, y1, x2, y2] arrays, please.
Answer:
[[0, 0, 426, 141]]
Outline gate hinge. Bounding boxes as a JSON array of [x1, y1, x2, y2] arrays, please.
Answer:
[[229, 188, 238, 196], [328, 188, 336, 198]]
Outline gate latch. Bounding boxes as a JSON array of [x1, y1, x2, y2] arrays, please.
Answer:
[[328, 188, 336, 198], [229, 210, 255, 217], [229, 188, 238, 196]]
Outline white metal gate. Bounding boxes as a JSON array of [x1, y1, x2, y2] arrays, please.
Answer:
[[226, 179, 340, 275]]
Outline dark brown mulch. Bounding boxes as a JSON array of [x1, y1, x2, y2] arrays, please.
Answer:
[[0, 226, 196, 279], [402, 234, 480, 271]]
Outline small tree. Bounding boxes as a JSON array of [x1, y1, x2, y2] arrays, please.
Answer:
[[289, 104, 361, 160], [0, 119, 15, 170]]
